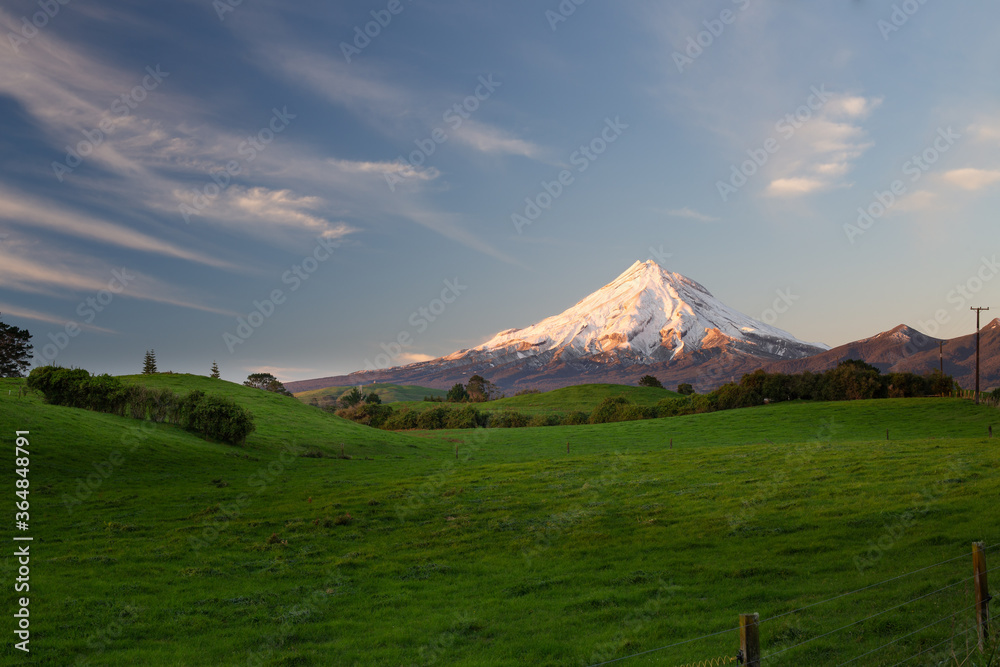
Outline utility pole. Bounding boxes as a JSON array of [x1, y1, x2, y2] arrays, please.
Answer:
[[939, 340, 943, 375], [972, 307, 990, 404]]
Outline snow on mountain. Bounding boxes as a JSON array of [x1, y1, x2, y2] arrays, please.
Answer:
[[445, 260, 828, 366]]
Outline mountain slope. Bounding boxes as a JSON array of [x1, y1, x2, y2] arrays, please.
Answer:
[[289, 261, 827, 393], [447, 260, 826, 366], [762, 319, 1000, 391]]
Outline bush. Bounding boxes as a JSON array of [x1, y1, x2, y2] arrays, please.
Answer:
[[416, 406, 449, 430], [590, 396, 634, 424], [336, 403, 394, 428], [528, 414, 561, 427], [383, 409, 419, 430], [189, 395, 256, 445], [444, 405, 485, 429], [487, 411, 529, 428], [561, 411, 590, 425]]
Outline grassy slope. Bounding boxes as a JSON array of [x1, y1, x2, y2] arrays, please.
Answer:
[[392, 383, 682, 417], [2, 375, 999, 665], [294, 383, 448, 407]]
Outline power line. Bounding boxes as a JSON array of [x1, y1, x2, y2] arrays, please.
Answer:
[[972, 307, 990, 404]]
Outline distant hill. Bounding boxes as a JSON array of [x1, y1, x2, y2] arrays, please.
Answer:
[[388, 383, 682, 417], [762, 320, 1000, 391], [293, 383, 447, 408]]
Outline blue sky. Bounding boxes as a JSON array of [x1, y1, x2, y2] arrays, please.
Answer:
[[2, 0, 999, 383]]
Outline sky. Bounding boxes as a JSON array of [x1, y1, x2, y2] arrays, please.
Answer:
[[1, 0, 999, 384]]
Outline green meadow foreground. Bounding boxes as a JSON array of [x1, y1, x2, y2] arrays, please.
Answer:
[[2, 375, 999, 665]]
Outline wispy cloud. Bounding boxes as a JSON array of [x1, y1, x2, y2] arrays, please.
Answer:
[[398, 352, 435, 364], [0, 240, 235, 316], [764, 93, 881, 198], [0, 186, 231, 269], [941, 168, 1000, 191], [451, 120, 543, 159], [0, 301, 117, 334], [665, 207, 719, 222]]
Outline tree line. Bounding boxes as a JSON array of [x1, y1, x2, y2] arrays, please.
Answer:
[[26, 367, 256, 445], [332, 361, 956, 431]]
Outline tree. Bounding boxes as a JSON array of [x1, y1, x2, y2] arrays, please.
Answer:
[[339, 386, 363, 408], [466, 374, 501, 402], [364, 391, 382, 405], [447, 383, 469, 402], [0, 315, 32, 378], [142, 349, 157, 375], [676, 383, 694, 396], [243, 372, 292, 395], [638, 375, 663, 388], [210, 361, 220, 379]]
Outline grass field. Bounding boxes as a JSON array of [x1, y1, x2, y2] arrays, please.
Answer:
[[2, 374, 999, 665]]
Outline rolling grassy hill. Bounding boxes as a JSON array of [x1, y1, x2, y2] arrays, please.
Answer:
[[390, 382, 682, 417], [293, 383, 448, 408], [2, 374, 999, 665]]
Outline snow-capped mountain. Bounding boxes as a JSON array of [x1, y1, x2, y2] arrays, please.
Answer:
[[444, 260, 827, 366], [288, 261, 830, 393]]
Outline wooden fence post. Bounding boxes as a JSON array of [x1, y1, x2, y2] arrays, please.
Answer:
[[974, 542, 991, 651], [740, 613, 760, 667]]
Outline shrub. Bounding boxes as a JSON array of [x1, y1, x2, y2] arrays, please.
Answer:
[[416, 406, 449, 430], [336, 403, 394, 428], [189, 394, 256, 445], [561, 411, 590, 425], [444, 405, 485, 429], [487, 411, 529, 428], [527, 414, 561, 427], [383, 409, 419, 430], [590, 396, 634, 424]]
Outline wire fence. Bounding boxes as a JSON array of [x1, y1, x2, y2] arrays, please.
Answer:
[[585, 542, 999, 667]]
